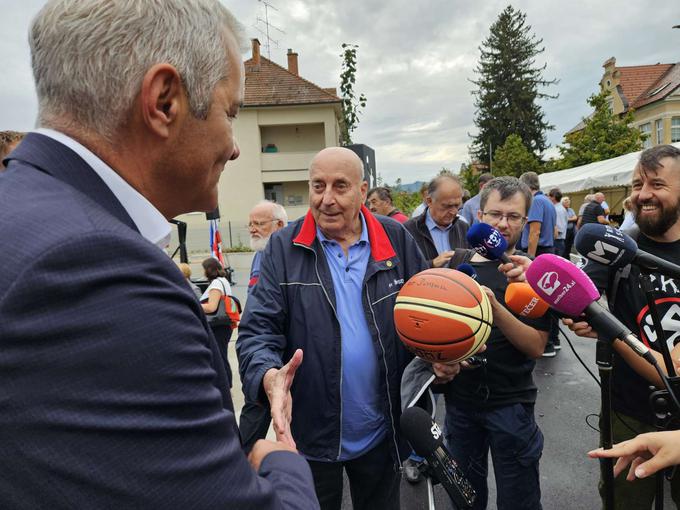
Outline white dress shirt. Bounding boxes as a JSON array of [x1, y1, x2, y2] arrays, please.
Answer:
[[36, 128, 172, 250]]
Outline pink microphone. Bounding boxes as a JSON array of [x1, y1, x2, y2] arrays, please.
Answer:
[[525, 254, 599, 317], [525, 254, 653, 363]]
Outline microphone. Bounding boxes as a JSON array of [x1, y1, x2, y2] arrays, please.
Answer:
[[466, 223, 512, 264], [575, 223, 680, 280], [525, 254, 655, 363], [400, 407, 476, 509], [456, 263, 477, 280], [504, 282, 551, 319]]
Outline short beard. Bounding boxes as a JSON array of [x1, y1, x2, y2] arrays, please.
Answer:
[[634, 200, 680, 238], [250, 235, 269, 252]]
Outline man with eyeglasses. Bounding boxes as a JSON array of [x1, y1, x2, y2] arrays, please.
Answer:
[[443, 176, 550, 510], [404, 174, 469, 268], [238, 200, 289, 454]]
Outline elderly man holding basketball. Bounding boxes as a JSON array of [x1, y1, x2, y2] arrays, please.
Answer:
[[442, 176, 550, 510], [237, 147, 458, 510]]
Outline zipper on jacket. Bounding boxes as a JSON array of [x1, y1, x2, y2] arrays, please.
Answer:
[[365, 284, 402, 467], [295, 242, 344, 461]]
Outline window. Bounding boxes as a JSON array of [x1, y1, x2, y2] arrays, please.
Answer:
[[672, 118, 680, 143], [264, 183, 283, 204], [656, 119, 664, 145], [640, 123, 652, 149]]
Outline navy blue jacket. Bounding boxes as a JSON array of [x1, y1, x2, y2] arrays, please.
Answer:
[[0, 133, 318, 509], [237, 207, 427, 462]]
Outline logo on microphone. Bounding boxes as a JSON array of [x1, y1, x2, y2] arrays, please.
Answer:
[[537, 272, 561, 296], [521, 297, 540, 317], [486, 230, 503, 248], [430, 422, 442, 440], [588, 241, 620, 265]]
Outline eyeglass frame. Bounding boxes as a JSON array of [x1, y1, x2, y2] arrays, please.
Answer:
[[481, 210, 527, 225], [247, 219, 280, 229]]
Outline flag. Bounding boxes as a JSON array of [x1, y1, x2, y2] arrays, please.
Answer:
[[209, 218, 225, 266]]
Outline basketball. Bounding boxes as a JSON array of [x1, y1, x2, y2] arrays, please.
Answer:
[[394, 268, 493, 363]]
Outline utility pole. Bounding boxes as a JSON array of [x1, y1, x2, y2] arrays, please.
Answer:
[[255, 0, 285, 60]]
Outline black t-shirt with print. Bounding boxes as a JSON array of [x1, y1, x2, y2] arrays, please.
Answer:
[[445, 253, 551, 408], [584, 233, 680, 425]]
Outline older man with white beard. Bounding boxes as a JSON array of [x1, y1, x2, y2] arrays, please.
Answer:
[[247, 200, 288, 293], [239, 200, 288, 452]]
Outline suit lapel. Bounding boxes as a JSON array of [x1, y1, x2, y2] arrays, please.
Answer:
[[7, 133, 139, 233]]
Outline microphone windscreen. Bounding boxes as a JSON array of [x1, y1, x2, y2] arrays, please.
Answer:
[[525, 254, 600, 316], [574, 224, 637, 268], [466, 223, 507, 260], [456, 263, 477, 280], [504, 282, 550, 318], [400, 407, 442, 458]]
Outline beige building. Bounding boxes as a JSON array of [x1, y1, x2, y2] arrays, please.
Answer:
[[175, 39, 343, 252], [570, 57, 680, 147]]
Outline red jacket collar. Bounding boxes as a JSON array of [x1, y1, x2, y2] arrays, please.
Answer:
[[293, 205, 397, 262]]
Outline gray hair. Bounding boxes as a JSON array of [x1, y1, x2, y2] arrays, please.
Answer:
[[519, 171, 540, 191], [427, 174, 463, 201], [253, 199, 288, 225], [480, 176, 533, 215], [30, 0, 247, 141]]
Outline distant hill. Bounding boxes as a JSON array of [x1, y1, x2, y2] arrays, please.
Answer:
[[393, 181, 425, 193]]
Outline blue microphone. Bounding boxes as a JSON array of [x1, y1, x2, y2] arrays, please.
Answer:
[[466, 223, 511, 264], [456, 263, 477, 280]]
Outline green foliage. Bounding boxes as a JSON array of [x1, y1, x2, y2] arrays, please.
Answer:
[[392, 189, 422, 216], [458, 162, 479, 194], [339, 43, 367, 145], [555, 91, 646, 169], [470, 5, 558, 165], [492, 134, 540, 177]]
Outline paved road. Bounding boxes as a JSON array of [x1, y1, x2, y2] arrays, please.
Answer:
[[224, 265, 674, 509]]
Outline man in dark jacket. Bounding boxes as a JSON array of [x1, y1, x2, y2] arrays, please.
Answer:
[[403, 174, 469, 268], [237, 147, 458, 510]]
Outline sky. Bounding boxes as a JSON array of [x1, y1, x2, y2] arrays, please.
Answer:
[[1, 1, 678, 185]]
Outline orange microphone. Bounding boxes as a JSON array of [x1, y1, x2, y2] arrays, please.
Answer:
[[504, 282, 550, 319]]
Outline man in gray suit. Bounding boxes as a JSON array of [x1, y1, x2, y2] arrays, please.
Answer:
[[0, 1, 317, 508]]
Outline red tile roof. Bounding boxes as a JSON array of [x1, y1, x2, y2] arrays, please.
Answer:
[[616, 63, 677, 109], [243, 56, 341, 107]]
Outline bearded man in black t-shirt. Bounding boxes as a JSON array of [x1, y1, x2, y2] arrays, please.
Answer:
[[567, 145, 680, 509], [444, 176, 551, 510]]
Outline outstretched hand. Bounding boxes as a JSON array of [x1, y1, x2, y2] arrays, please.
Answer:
[[262, 349, 303, 449], [498, 255, 531, 283], [588, 430, 680, 480]]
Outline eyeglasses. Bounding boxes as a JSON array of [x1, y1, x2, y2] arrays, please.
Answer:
[[247, 219, 278, 228], [481, 211, 526, 226]]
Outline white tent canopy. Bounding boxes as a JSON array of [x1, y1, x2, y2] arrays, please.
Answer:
[[539, 142, 680, 193]]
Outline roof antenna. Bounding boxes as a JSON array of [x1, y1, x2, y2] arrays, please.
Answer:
[[255, 0, 285, 60]]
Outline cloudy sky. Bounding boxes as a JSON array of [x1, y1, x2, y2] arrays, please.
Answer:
[[1, 1, 678, 184]]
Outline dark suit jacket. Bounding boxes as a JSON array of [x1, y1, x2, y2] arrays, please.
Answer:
[[403, 209, 469, 267], [0, 133, 318, 509]]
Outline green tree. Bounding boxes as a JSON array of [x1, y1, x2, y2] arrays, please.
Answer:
[[339, 43, 367, 145], [470, 5, 557, 165], [392, 190, 422, 216], [555, 91, 646, 169], [492, 134, 540, 177], [458, 162, 479, 195]]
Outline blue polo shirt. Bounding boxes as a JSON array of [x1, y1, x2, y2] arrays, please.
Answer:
[[317, 213, 386, 460], [520, 190, 556, 249], [425, 208, 452, 254]]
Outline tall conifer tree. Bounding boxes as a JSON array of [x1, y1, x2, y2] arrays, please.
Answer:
[[470, 6, 557, 166]]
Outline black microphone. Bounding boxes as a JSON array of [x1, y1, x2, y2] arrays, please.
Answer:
[[466, 223, 512, 265], [575, 224, 680, 280], [400, 407, 476, 509]]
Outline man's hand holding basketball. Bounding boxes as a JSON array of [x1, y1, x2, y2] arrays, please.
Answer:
[[262, 349, 303, 449]]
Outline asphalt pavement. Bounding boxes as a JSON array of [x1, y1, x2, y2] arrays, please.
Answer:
[[224, 264, 675, 509]]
